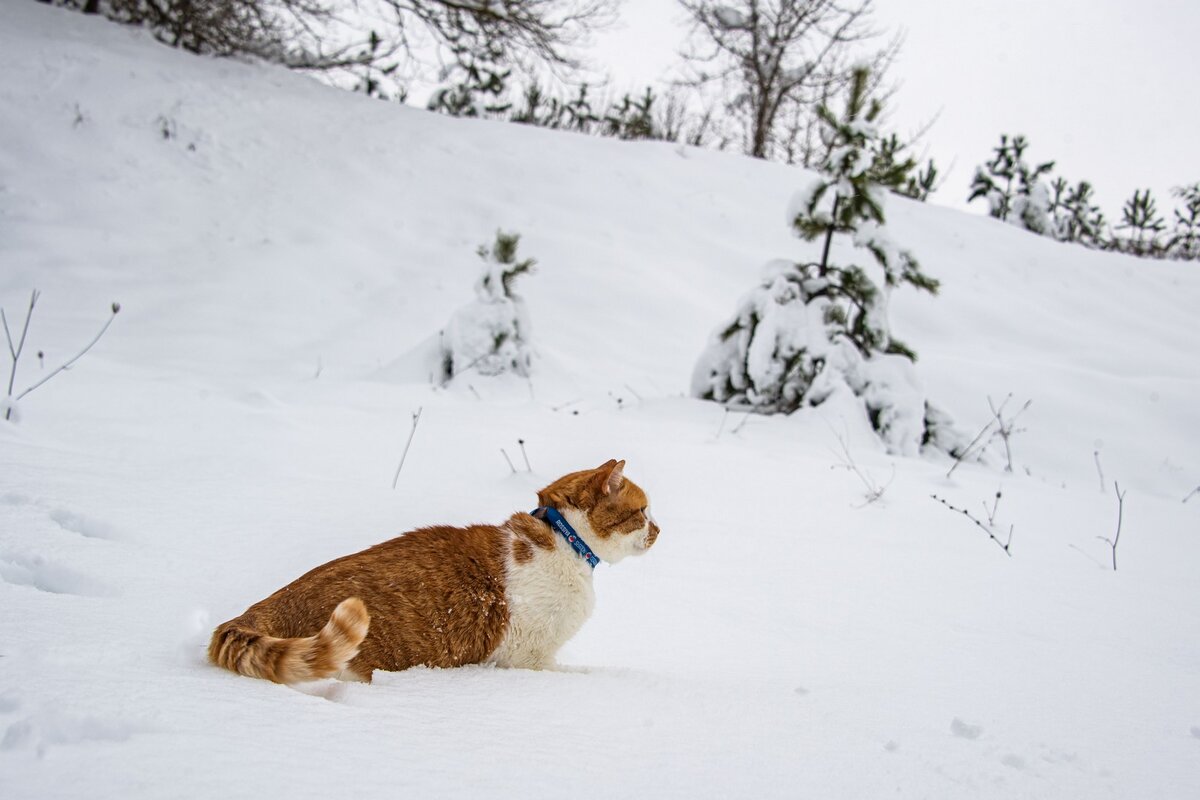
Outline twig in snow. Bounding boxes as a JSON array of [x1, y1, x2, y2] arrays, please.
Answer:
[[730, 410, 752, 434], [4, 291, 120, 421], [1093, 450, 1106, 493], [987, 394, 1031, 473], [715, 408, 730, 439], [983, 489, 1003, 526], [930, 494, 1014, 557], [829, 427, 893, 506], [551, 398, 582, 412], [500, 448, 517, 474], [1183, 486, 1199, 504], [467, 384, 482, 401], [946, 417, 995, 479], [1097, 481, 1126, 571], [390, 407, 422, 489], [517, 439, 532, 472]]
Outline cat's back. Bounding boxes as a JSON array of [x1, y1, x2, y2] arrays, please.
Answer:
[[242, 522, 513, 672]]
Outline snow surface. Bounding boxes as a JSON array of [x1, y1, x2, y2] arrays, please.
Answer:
[[2, 4, 1200, 798]]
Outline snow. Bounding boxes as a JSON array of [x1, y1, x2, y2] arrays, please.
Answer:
[[2, 4, 1200, 799]]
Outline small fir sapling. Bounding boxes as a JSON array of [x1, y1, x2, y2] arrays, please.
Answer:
[[439, 230, 537, 382], [1114, 188, 1166, 257], [692, 66, 960, 457], [1057, 180, 1107, 248], [3, 290, 120, 422], [427, 49, 512, 118], [968, 134, 1055, 235], [1166, 183, 1200, 261]]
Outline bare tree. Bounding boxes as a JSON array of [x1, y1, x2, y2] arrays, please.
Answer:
[[56, 1, 614, 87], [677, 0, 897, 162]]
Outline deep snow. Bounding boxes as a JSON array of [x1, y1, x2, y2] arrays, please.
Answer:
[[2, 4, 1199, 798]]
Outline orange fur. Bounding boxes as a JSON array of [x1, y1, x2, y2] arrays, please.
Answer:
[[208, 460, 658, 684]]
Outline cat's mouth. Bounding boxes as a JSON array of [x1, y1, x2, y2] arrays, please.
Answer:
[[642, 522, 660, 550]]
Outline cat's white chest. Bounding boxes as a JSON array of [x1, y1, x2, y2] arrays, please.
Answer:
[[489, 540, 595, 670]]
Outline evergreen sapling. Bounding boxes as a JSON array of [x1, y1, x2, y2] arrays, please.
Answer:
[[1166, 183, 1200, 261], [1114, 188, 1166, 257], [968, 134, 1054, 235], [692, 67, 964, 457], [439, 231, 537, 382]]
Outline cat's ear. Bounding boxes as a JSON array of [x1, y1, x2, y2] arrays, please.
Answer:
[[596, 459, 626, 496]]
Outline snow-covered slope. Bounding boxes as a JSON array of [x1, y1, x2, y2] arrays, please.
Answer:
[[2, 4, 1198, 798]]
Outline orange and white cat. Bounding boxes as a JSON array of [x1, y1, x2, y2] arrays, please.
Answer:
[[208, 459, 659, 683]]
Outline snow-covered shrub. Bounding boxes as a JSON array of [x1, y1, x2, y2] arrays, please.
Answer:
[[439, 231, 536, 382], [1165, 183, 1200, 261], [968, 134, 1055, 236], [1049, 178, 1107, 248], [1113, 188, 1166, 258], [692, 67, 956, 457]]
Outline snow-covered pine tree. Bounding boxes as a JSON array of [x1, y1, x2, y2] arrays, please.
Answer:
[[1045, 178, 1107, 247], [427, 49, 512, 119], [968, 134, 1054, 235], [1166, 183, 1200, 261], [692, 66, 962, 457], [902, 158, 939, 202], [439, 231, 536, 381], [1114, 188, 1166, 258]]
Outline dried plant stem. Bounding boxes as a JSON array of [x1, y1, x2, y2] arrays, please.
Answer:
[[518, 439, 532, 472], [1183, 486, 1199, 504], [4, 291, 120, 421], [946, 418, 994, 479], [390, 407, 422, 489], [829, 426, 893, 506], [1094, 450, 1105, 494], [931, 494, 1014, 557], [1099, 481, 1126, 571], [500, 449, 517, 474]]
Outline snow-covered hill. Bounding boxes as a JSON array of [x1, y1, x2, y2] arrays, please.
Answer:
[[2, 4, 1198, 798]]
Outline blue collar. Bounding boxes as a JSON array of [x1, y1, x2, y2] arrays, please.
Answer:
[[532, 507, 601, 569]]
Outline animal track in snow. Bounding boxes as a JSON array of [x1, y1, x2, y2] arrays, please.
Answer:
[[1, 493, 118, 540], [47, 507, 117, 539], [1, 708, 136, 756], [950, 717, 984, 740], [0, 552, 114, 596]]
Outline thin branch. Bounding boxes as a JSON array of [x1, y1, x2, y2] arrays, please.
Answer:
[[500, 448, 517, 474], [1183, 485, 1199, 504], [517, 438, 532, 472], [931, 493, 1013, 557], [14, 301, 118, 404], [390, 407, 423, 489], [946, 417, 994, 478], [1094, 450, 1105, 494], [1098, 481, 1126, 571], [829, 424, 893, 506], [983, 489, 1002, 526]]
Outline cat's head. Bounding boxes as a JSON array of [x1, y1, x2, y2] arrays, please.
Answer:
[[537, 459, 659, 564]]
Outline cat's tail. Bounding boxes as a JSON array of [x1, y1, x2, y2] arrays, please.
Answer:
[[207, 597, 370, 683]]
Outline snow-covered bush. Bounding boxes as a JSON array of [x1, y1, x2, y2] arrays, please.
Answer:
[[968, 134, 1054, 236], [1165, 183, 1200, 261], [692, 67, 956, 457], [1049, 177, 1107, 248], [439, 231, 536, 382], [1113, 188, 1166, 258]]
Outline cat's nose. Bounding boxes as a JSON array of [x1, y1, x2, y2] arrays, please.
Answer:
[[645, 521, 660, 548]]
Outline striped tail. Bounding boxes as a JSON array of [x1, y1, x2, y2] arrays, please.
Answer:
[[208, 597, 370, 683]]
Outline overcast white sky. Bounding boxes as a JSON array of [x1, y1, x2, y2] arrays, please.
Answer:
[[587, 0, 1199, 218]]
